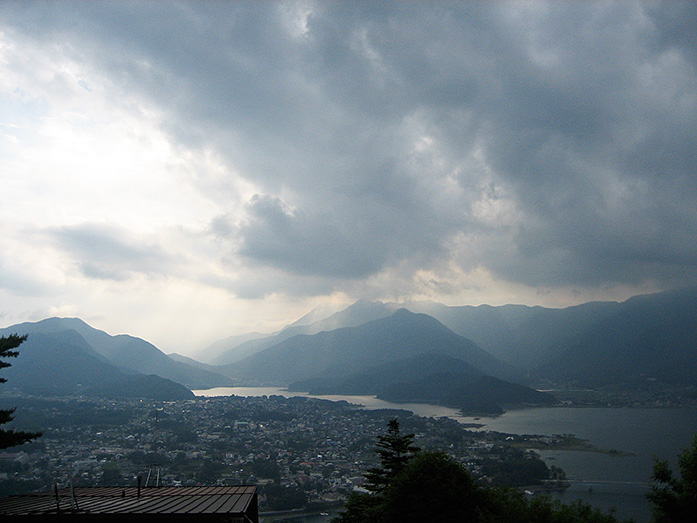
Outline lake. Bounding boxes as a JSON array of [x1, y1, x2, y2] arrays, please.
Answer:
[[194, 386, 474, 419], [459, 406, 697, 522], [194, 387, 697, 521]]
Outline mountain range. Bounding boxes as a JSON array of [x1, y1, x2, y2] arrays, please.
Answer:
[[0, 318, 231, 399], [205, 299, 393, 365], [0, 329, 194, 400], [401, 288, 697, 379], [212, 308, 554, 413], [207, 287, 697, 395], [220, 309, 519, 385], [2, 287, 696, 410]]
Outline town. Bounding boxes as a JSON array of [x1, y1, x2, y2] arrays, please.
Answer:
[[0, 393, 567, 514]]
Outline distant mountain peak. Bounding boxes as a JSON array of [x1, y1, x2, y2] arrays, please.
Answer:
[[284, 302, 351, 328], [224, 306, 517, 385], [9, 316, 95, 331]]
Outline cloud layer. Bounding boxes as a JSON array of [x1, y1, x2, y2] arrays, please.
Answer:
[[2, 1, 696, 352]]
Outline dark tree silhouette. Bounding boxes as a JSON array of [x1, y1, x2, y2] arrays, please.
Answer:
[[334, 419, 420, 523], [364, 418, 420, 493], [382, 451, 484, 523], [648, 434, 697, 523], [334, 418, 618, 523], [0, 334, 42, 449]]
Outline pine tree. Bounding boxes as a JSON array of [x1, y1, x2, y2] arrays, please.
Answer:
[[333, 419, 420, 523], [0, 334, 42, 449], [364, 418, 420, 493], [334, 418, 618, 523]]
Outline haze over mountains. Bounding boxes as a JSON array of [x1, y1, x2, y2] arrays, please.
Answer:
[[0, 318, 231, 399], [201, 287, 697, 384], [2, 288, 696, 411], [205, 300, 393, 366], [220, 309, 518, 385]]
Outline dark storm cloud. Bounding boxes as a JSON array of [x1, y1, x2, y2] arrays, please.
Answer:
[[237, 186, 450, 279], [469, 3, 697, 286], [5, 1, 697, 294]]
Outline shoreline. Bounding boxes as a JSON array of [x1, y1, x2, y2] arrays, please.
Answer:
[[507, 437, 635, 456], [193, 387, 641, 456]]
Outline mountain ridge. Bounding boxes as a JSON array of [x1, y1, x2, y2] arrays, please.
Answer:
[[208, 299, 396, 365], [0, 329, 193, 400], [4, 287, 696, 402], [219, 309, 519, 386], [0, 318, 232, 390]]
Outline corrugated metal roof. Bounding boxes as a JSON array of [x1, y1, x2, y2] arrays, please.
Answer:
[[0, 485, 257, 518]]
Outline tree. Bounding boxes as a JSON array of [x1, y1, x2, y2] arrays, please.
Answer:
[[334, 418, 618, 523], [647, 434, 697, 523], [0, 334, 42, 449], [98, 463, 126, 486], [382, 451, 484, 523], [333, 489, 382, 523], [333, 419, 420, 523], [364, 418, 420, 493], [481, 487, 619, 523]]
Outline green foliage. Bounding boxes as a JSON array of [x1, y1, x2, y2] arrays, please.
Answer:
[[477, 446, 550, 486], [334, 419, 420, 523], [261, 483, 308, 511], [334, 491, 382, 523], [482, 488, 619, 523], [251, 457, 281, 482], [98, 463, 127, 486], [0, 478, 46, 497], [382, 451, 484, 523], [647, 434, 697, 523], [364, 418, 420, 493], [334, 420, 619, 523], [197, 459, 225, 484], [0, 335, 42, 450], [0, 334, 25, 381]]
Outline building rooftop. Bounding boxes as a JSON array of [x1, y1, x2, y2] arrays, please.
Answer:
[[0, 485, 258, 522]]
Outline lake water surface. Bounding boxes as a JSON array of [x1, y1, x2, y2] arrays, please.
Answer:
[[462, 406, 697, 521], [194, 387, 697, 521]]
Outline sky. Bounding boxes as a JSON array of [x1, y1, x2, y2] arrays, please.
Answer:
[[2, 1, 697, 356]]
